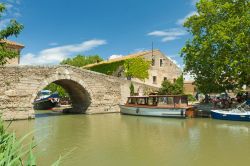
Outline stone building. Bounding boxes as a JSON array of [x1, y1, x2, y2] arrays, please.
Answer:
[[84, 50, 182, 87], [0, 39, 24, 65], [183, 80, 196, 95]]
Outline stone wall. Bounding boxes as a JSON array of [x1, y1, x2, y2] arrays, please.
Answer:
[[131, 50, 182, 87], [0, 65, 158, 120]]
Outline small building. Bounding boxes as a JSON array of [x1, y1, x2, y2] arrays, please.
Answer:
[[84, 50, 182, 87], [183, 80, 196, 95], [0, 39, 24, 66]]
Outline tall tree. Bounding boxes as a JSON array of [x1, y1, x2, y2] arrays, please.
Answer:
[[158, 75, 184, 95], [181, 0, 250, 93], [60, 54, 103, 67], [0, 3, 23, 65]]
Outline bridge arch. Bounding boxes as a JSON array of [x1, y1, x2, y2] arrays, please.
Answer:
[[31, 75, 92, 113]]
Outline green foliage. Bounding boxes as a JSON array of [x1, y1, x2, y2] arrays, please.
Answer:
[[44, 83, 68, 97], [181, 0, 250, 93], [129, 83, 135, 96], [124, 57, 151, 80], [87, 57, 151, 80], [0, 3, 24, 65], [0, 119, 36, 166], [0, 119, 62, 166], [60, 54, 103, 67], [88, 61, 124, 75], [187, 94, 196, 102], [175, 74, 184, 89], [159, 75, 184, 95]]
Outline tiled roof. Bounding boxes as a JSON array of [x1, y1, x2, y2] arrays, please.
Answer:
[[0, 39, 24, 48], [84, 50, 160, 68]]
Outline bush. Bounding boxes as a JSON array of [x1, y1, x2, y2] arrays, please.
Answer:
[[187, 94, 196, 102]]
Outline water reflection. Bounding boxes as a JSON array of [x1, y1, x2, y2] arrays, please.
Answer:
[[6, 113, 250, 166]]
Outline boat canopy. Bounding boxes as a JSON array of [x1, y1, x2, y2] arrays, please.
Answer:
[[126, 95, 188, 107]]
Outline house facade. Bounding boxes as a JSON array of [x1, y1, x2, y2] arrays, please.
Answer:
[[1, 40, 24, 66], [84, 50, 182, 87]]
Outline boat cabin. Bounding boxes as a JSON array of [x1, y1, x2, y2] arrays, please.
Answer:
[[126, 95, 189, 108]]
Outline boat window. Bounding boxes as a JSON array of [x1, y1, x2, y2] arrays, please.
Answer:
[[167, 97, 174, 105], [137, 98, 147, 105], [128, 98, 136, 104], [148, 97, 158, 106], [158, 97, 168, 105], [174, 96, 181, 104], [181, 96, 188, 104], [41, 91, 51, 96]]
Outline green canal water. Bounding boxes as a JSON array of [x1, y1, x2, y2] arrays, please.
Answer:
[[6, 111, 250, 166]]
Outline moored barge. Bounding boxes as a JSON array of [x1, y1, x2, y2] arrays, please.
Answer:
[[120, 95, 195, 118]]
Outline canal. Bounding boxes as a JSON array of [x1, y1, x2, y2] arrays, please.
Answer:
[[6, 111, 250, 166]]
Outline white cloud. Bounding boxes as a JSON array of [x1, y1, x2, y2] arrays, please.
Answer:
[[148, 28, 187, 42], [176, 11, 198, 25], [108, 54, 123, 60], [21, 39, 107, 65]]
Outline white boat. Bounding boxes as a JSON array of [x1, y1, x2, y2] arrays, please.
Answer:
[[211, 102, 250, 122], [120, 95, 195, 118], [33, 90, 60, 110]]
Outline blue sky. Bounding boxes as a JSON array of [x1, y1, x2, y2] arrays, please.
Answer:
[[1, 0, 198, 67]]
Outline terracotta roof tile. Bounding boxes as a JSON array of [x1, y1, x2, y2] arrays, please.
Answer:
[[0, 39, 24, 48]]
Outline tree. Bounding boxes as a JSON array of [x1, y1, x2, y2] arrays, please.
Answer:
[[44, 83, 68, 97], [158, 75, 184, 95], [60, 54, 103, 67], [0, 3, 23, 65], [124, 57, 151, 81], [181, 0, 250, 94], [129, 83, 135, 96]]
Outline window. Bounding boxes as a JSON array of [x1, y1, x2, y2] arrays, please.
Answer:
[[152, 58, 155, 66], [153, 76, 157, 84], [160, 59, 163, 67], [164, 77, 167, 81]]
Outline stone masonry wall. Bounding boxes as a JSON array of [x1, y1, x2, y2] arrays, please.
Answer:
[[0, 65, 158, 120]]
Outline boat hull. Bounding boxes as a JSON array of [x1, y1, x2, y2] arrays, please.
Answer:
[[120, 105, 186, 118], [34, 99, 58, 110], [211, 110, 250, 122]]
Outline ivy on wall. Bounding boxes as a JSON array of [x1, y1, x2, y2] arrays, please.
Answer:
[[86, 57, 151, 80], [124, 57, 151, 80], [88, 61, 124, 75]]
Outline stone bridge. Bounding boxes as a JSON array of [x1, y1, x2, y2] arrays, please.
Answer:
[[0, 65, 158, 120]]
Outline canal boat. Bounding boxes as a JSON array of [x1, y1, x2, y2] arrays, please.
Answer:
[[211, 102, 250, 122], [120, 95, 195, 118], [33, 90, 60, 110]]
